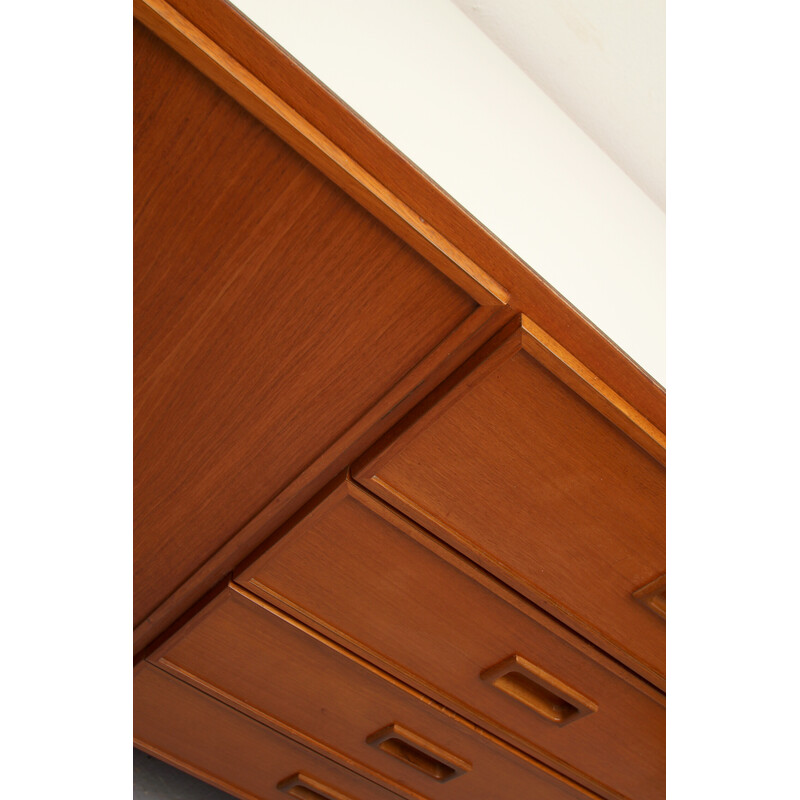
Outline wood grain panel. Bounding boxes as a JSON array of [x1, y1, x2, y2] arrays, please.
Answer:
[[134, 664, 408, 800], [238, 481, 665, 800], [355, 319, 666, 685], [134, 21, 504, 632], [138, 0, 665, 434], [153, 585, 605, 800], [134, 0, 508, 309]]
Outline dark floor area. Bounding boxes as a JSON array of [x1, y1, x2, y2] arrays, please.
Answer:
[[133, 748, 235, 800]]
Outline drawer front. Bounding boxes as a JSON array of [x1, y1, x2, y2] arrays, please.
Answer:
[[134, 664, 404, 800], [354, 318, 666, 684], [152, 585, 601, 800], [238, 480, 664, 800]]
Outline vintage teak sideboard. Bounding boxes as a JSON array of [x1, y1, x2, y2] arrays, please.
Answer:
[[133, 3, 666, 800]]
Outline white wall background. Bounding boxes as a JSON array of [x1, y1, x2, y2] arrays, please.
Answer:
[[451, 0, 666, 211], [232, 0, 666, 386]]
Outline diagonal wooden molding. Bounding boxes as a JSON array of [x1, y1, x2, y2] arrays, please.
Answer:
[[134, 0, 509, 308], [133, 0, 665, 432]]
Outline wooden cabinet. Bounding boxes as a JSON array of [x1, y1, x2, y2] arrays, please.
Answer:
[[148, 584, 606, 800], [354, 318, 666, 686], [237, 480, 664, 800], [133, 2, 665, 799], [133, 17, 505, 634], [135, 665, 409, 800]]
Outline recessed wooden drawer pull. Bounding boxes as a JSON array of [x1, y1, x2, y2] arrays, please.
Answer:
[[277, 773, 359, 800], [633, 574, 666, 619], [480, 654, 597, 726], [366, 723, 471, 782]]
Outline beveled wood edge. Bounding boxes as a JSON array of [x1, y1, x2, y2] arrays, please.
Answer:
[[633, 574, 666, 621], [519, 317, 665, 465], [148, 0, 665, 432], [133, 303, 512, 650], [354, 315, 665, 492], [133, 0, 508, 308], [152, 583, 610, 800]]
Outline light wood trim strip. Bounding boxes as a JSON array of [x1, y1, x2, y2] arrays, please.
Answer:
[[133, 0, 509, 307], [158, 0, 664, 432], [520, 316, 666, 464]]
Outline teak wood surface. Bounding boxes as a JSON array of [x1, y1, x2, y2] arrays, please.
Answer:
[[134, 20, 505, 641], [238, 480, 664, 800], [151, 584, 607, 800], [134, 0, 665, 431], [134, 665, 412, 800], [134, 0, 665, 656], [133, 2, 665, 798], [355, 318, 666, 687]]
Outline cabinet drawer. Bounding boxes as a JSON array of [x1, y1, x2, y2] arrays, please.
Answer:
[[237, 480, 664, 800], [134, 664, 403, 800], [354, 317, 666, 685], [151, 585, 602, 800]]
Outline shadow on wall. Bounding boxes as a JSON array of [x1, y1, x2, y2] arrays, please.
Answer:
[[134, 749, 235, 800]]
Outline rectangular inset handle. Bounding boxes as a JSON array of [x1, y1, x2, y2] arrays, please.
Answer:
[[633, 574, 666, 619], [277, 773, 358, 800], [481, 654, 597, 726], [366, 723, 470, 782]]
